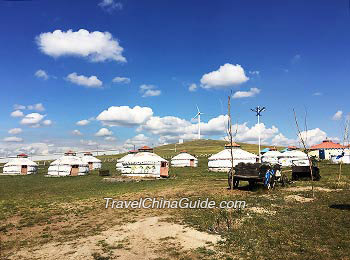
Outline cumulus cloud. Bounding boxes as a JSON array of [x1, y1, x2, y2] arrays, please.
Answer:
[[112, 77, 130, 84], [139, 84, 161, 97], [332, 110, 343, 121], [200, 63, 249, 89], [20, 113, 45, 126], [35, 69, 49, 80], [71, 130, 83, 136], [42, 120, 52, 126], [11, 110, 24, 117], [36, 29, 126, 62], [97, 106, 153, 126], [105, 136, 116, 141], [66, 73, 103, 88], [27, 103, 45, 111], [14, 104, 26, 110], [233, 88, 261, 99], [271, 133, 297, 147], [98, 0, 123, 12], [3, 137, 23, 142], [249, 70, 260, 76], [80, 139, 98, 146], [298, 128, 330, 146], [95, 128, 113, 136], [8, 128, 22, 135], [313, 92, 322, 96], [123, 134, 151, 150], [188, 83, 197, 92], [76, 119, 90, 126]]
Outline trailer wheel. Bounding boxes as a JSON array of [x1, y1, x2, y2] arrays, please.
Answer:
[[233, 178, 240, 189]]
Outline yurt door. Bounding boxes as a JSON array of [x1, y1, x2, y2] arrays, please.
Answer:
[[21, 165, 27, 175], [190, 159, 194, 167], [160, 162, 168, 177], [88, 162, 93, 170], [71, 165, 79, 176]]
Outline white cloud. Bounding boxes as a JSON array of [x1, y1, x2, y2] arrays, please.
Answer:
[[72, 130, 83, 136], [332, 110, 343, 121], [298, 128, 328, 146], [98, 0, 123, 12], [188, 83, 197, 92], [139, 84, 161, 97], [233, 88, 261, 99], [42, 119, 52, 126], [313, 92, 322, 96], [36, 29, 126, 62], [200, 63, 249, 89], [76, 119, 90, 126], [105, 136, 116, 141], [8, 128, 22, 135], [112, 77, 130, 84], [35, 69, 49, 80], [66, 73, 103, 88], [14, 104, 26, 110], [271, 133, 296, 147], [27, 103, 45, 111], [291, 54, 301, 64], [123, 134, 151, 150], [11, 110, 24, 118], [3, 137, 23, 142], [249, 70, 260, 75], [97, 106, 153, 126], [95, 128, 113, 136], [80, 139, 98, 146], [20, 113, 45, 126]]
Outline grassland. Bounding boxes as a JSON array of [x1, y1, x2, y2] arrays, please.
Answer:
[[0, 140, 349, 260]]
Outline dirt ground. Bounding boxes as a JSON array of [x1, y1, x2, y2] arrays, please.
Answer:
[[8, 216, 221, 260]]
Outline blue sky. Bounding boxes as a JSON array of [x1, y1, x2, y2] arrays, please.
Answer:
[[0, 0, 349, 155]]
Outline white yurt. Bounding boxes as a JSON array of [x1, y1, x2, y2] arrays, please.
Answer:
[[278, 150, 309, 167], [331, 149, 350, 164], [122, 146, 169, 178], [208, 143, 258, 172], [81, 152, 102, 170], [261, 148, 282, 164], [171, 150, 198, 167], [48, 151, 89, 176], [116, 150, 138, 172], [2, 154, 38, 175]]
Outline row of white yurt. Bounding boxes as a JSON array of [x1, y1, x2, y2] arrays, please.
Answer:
[[171, 150, 198, 167], [81, 152, 102, 170], [331, 149, 350, 164], [278, 150, 309, 166], [208, 143, 258, 172], [48, 151, 89, 176], [121, 146, 169, 178], [261, 148, 282, 164], [2, 154, 38, 175]]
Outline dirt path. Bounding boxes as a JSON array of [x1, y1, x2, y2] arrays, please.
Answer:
[[9, 216, 221, 260]]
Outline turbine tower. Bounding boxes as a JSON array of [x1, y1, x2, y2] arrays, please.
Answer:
[[251, 106, 266, 162], [193, 105, 203, 140]]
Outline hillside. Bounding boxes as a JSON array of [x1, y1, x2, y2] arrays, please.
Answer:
[[153, 139, 284, 158]]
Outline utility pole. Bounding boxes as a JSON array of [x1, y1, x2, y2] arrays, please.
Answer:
[[251, 106, 266, 162]]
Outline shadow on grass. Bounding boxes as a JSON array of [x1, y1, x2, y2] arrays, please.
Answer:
[[329, 204, 350, 211]]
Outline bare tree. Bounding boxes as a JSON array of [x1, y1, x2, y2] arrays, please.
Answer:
[[337, 117, 350, 187], [293, 109, 314, 198]]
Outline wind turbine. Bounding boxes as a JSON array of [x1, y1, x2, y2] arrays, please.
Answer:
[[193, 105, 203, 139]]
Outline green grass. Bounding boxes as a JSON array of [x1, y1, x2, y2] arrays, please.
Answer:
[[0, 139, 350, 260]]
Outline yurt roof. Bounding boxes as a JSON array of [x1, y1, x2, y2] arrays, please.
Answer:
[[51, 154, 88, 166], [309, 140, 345, 150], [82, 154, 101, 163], [262, 150, 282, 157], [209, 148, 257, 160], [4, 157, 38, 167], [172, 152, 197, 160], [279, 150, 307, 158], [118, 153, 136, 162], [126, 152, 167, 164], [224, 142, 241, 148], [17, 153, 28, 158]]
